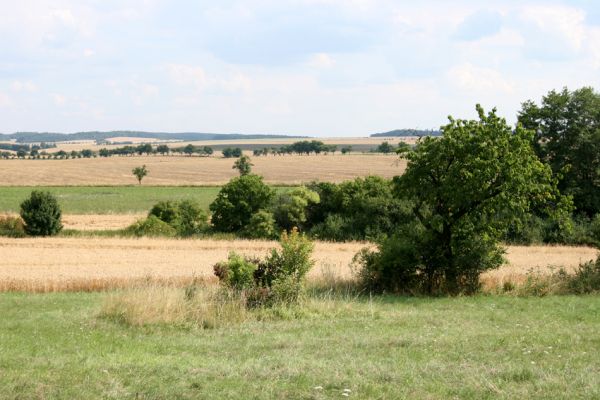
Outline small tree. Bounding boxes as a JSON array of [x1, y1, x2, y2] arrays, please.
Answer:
[[210, 174, 275, 232], [232, 155, 253, 176], [132, 165, 148, 185], [20, 191, 63, 236]]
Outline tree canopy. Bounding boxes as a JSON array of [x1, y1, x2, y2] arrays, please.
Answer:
[[361, 106, 571, 294], [518, 87, 600, 216]]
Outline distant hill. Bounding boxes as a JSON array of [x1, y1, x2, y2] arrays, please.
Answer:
[[371, 129, 441, 137], [0, 131, 308, 143]]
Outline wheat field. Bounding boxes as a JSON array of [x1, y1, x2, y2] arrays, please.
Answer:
[[0, 237, 596, 292], [0, 154, 405, 186]]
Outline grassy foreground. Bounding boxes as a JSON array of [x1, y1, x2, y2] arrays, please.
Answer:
[[0, 186, 290, 214], [1, 293, 599, 399]]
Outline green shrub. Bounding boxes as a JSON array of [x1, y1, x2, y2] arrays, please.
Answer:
[[310, 214, 349, 241], [213, 252, 258, 290], [175, 200, 208, 237], [243, 210, 277, 239], [126, 216, 177, 237], [213, 229, 314, 306], [149, 201, 180, 224], [148, 200, 208, 237], [0, 215, 27, 238], [273, 186, 320, 231], [210, 174, 275, 232], [19, 191, 63, 236], [567, 257, 600, 294]]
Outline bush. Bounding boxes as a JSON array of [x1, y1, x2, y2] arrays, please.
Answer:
[[126, 216, 177, 237], [306, 177, 412, 241], [149, 201, 180, 225], [210, 174, 275, 232], [19, 191, 63, 236], [213, 252, 258, 290], [175, 200, 208, 237], [567, 257, 600, 294], [0, 215, 27, 238], [148, 200, 208, 237], [214, 229, 314, 306], [273, 186, 320, 231], [243, 210, 277, 239]]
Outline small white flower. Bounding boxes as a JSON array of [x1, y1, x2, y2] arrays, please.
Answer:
[[342, 394, 350, 397], [314, 386, 323, 390]]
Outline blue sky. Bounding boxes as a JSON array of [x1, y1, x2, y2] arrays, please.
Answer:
[[1, 0, 599, 136]]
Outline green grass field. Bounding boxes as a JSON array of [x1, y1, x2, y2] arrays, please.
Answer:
[[0, 186, 289, 214], [1, 293, 598, 399]]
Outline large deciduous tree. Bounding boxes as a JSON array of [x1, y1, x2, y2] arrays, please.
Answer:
[[358, 106, 571, 294], [518, 87, 600, 216]]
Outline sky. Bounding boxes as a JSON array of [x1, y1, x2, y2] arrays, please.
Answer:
[[1, 0, 599, 137]]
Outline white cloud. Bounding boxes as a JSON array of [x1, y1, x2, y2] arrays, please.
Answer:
[[307, 53, 335, 69], [83, 49, 95, 57], [0, 92, 12, 107], [167, 64, 207, 89], [53, 94, 67, 106], [447, 63, 514, 94], [11, 81, 37, 92]]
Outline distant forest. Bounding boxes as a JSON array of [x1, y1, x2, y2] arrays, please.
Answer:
[[371, 129, 441, 137], [0, 131, 307, 143]]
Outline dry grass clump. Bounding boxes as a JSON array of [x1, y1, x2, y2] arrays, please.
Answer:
[[100, 283, 250, 328]]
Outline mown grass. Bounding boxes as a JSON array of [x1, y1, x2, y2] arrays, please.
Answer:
[[0, 292, 598, 399], [0, 186, 290, 214]]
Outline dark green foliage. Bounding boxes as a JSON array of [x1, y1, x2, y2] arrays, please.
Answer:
[[306, 177, 412, 241], [376, 141, 395, 153], [149, 201, 180, 225], [0, 216, 26, 238], [222, 147, 243, 158], [175, 200, 208, 236], [125, 215, 177, 237], [210, 174, 275, 232], [132, 165, 148, 184], [243, 210, 277, 239], [363, 106, 570, 294], [148, 200, 207, 237], [519, 87, 600, 216], [232, 155, 253, 176], [19, 191, 63, 236]]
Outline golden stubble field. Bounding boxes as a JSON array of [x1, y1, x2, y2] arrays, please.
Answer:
[[43, 136, 418, 153], [0, 237, 596, 292], [0, 154, 405, 186]]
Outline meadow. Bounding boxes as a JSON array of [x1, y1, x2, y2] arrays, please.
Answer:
[[1, 292, 598, 399], [0, 154, 405, 186], [0, 186, 223, 214]]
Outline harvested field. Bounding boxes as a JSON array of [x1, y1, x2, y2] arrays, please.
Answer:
[[47, 136, 418, 153], [0, 154, 404, 186], [0, 237, 596, 292], [61, 214, 143, 230]]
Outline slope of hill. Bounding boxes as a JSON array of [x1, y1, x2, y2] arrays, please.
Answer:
[[371, 129, 441, 137], [0, 131, 308, 143]]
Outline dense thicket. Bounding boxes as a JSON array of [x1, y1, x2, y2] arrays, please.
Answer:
[[519, 87, 600, 216], [19, 191, 63, 236]]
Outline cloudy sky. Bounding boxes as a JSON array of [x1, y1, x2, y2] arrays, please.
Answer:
[[1, 0, 599, 136]]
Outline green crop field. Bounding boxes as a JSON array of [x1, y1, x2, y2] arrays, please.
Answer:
[[1, 292, 598, 399], [0, 186, 290, 214]]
